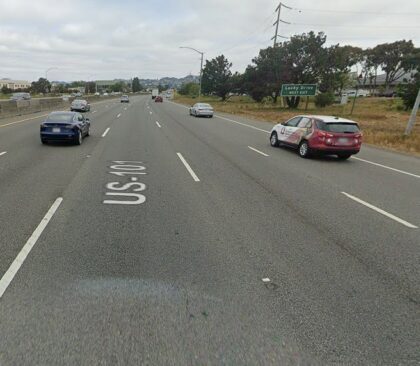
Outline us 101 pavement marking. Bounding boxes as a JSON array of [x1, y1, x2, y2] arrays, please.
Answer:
[[341, 192, 418, 229], [248, 146, 269, 157], [156, 121, 162, 128], [0, 151, 7, 156], [0, 197, 63, 298], [102, 127, 110, 137], [117, 113, 122, 118], [177, 153, 200, 182], [103, 161, 147, 205]]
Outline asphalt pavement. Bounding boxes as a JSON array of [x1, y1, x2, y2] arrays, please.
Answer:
[[0, 95, 419, 365]]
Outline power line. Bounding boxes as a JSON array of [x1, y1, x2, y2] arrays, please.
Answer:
[[289, 22, 420, 29], [217, 11, 277, 54], [291, 7, 420, 16]]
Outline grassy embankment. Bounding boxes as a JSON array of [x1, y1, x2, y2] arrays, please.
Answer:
[[175, 94, 420, 156]]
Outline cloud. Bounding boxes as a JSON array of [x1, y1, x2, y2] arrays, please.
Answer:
[[0, 0, 418, 81]]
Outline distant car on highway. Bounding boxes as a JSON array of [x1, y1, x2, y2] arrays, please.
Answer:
[[70, 99, 90, 112], [155, 96, 163, 103], [270, 115, 362, 160], [189, 103, 214, 118], [344, 89, 370, 97], [10, 92, 31, 101], [40, 111, 90, 145], [121, 95, 129, 103], [102, 92, 109, 96]]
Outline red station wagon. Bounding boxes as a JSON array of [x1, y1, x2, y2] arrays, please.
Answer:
[[270, 115, 362, 160]]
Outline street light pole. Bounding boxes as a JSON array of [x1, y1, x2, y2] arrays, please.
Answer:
[[180, 46, 204, 100], [45, 67, 58, 93], [45, 67, 58, 81]]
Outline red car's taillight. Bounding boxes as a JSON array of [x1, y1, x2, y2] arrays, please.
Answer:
[[316, 130, 335, 144]]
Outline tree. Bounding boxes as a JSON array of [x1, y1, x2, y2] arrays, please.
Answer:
[[1, 86, 13, 94], [132, 77, 142, 92], [201, 55, 233, 100], [31, 78, 51, 93], [158, 84, 169, 93], [282, 32, 329, 108], [398, 48, 420, 110], [178, 82, 199, 97], [55, 84, 68, 94], [314, 92, 335, 108], [374, 40, 415, 92], [69, 81, 86, 88], [110, 82, 125, 92], [85, 82, 96, 94], [243, 45, 290, 103], [321, 45, 362, 94]]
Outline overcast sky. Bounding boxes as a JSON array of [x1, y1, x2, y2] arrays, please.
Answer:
[[0, 0, 419, 81]]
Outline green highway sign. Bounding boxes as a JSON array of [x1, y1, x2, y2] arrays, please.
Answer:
[[281, 84, 317, 96]]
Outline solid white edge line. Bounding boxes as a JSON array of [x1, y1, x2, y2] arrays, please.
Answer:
[[177, 153, 200, 182], [248, 146, 269, 157], [215, 115, 270, 134], [0, 151, 7, 156], [166, 100, 271, 134], [0, 197, 63, 298], [102, 127, 110, 137], [156, 121, 162, 128], [341, 192, 418, 229], [0, 113, 49, 128], [351, 156, 420, 179], [168, 100, 420, 179]]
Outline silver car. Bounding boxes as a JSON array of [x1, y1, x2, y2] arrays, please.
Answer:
[[70, 99, 90, 112], [189, 103, 214, 118], [10, 92, 31, 101]]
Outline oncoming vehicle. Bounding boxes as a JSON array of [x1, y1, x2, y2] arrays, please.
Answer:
[[121, 95, 129, 103], [189, 103, 214, 118], [10, 92, 31, 101], [270, 115, 362, 160], [40, 111, 90, 145], [70, 99, 91, 112], [155, 96, 163, 102]]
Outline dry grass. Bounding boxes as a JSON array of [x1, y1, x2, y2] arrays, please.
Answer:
[[176, 94, 420, 156]]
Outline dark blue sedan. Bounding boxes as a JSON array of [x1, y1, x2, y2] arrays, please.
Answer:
[[40, 111, 90, 145]]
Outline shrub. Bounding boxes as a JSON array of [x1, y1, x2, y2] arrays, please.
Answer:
[[314, 92, 335, 108]]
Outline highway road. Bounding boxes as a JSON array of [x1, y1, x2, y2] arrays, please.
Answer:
[[0, 95, 419, 365]]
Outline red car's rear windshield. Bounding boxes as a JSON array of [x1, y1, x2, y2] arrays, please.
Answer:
[[316, 121, 360, 133]]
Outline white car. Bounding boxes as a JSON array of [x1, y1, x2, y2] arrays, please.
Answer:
[[189, 103, 214, 118]]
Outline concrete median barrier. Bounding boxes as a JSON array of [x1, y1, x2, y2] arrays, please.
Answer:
[[0, 95, 119, 119]]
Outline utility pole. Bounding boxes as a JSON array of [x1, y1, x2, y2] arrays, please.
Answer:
[[404, 88, 420, 136], [271, 2, 291, 46]]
